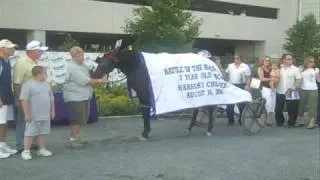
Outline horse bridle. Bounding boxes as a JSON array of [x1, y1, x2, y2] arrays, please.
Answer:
[[101, 52, 128, 84]]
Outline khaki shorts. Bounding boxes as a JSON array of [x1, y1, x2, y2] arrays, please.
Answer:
[[25, 121, 51, 137], [67, 101, 89, 125]]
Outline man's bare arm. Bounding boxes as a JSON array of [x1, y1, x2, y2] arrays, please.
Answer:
[[13, 84, 22, 107], [14, 84, 21, 99]]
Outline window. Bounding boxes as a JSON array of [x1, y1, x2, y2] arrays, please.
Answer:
[[93, 0, 146, 5], [93, 0, 278, 19], [191, 0, 278, 19], [0, 28, 27, 50]]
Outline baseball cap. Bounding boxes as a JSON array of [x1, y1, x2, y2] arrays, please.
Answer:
[[0, 39, 17, 48], [26, 41, 48, 51], [197, 50, 212, 58]]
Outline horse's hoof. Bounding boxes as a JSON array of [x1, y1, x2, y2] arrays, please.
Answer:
[[185, 129, 191, 134], [139, 136, 148, 141], [206, 132, 212, 137]]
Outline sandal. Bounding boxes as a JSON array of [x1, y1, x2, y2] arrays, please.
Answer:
[[306, 125, 316, 129], [306, 118, 316, 129], [295, 117, 304, 127]]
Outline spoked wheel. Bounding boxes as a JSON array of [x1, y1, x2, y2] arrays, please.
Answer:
[[241, 102, 267, 134], [196, 108, 210, 124]]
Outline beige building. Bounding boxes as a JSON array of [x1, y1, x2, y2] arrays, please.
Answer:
[[299, 0, 320, 23], [0, 0, 316, 59]]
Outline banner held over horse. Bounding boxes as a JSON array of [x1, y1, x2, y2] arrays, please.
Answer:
[[141, 52, 252, 115]]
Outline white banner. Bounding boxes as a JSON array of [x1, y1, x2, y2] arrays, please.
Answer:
[[10, 51, 126, 85], [142, 52, 252, 115]]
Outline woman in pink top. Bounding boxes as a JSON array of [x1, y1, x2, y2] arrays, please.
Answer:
[[269, 60, 280, 93]]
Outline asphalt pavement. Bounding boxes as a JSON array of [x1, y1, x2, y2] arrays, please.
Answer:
[[0, 117, 319, 180]]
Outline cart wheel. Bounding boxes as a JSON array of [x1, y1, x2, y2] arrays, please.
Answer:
[[196, 108, 210, 123], [241, 103, 267, 134]]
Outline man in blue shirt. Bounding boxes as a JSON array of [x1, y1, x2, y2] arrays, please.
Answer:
[[0, 39, 17, 158]]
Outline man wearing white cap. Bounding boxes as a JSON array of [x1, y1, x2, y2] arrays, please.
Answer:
[[0, 39, 18, 158], [13, 40, 48, 152]]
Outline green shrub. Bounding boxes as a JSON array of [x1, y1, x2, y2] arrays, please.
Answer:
[[95, 84, 141, 116]]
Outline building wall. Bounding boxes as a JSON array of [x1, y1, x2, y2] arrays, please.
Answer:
[[0, 0, 299, 57], [299, 0, 320, 23]]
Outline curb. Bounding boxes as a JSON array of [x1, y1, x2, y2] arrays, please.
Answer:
[[99, 115, 142, 119], [99, 113, 193, 119]]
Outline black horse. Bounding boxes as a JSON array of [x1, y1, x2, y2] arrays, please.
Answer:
[[92, 48, 216, 140]]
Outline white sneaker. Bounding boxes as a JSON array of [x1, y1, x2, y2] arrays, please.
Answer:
[[0, 150, 10, 159], [21, 151, 32, 160], [37, 148, 53, 157], [0, 143, 18, 155]]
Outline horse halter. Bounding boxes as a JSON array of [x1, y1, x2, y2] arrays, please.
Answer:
[[103, 51, 118, 62], [101, 51, 127, 84]]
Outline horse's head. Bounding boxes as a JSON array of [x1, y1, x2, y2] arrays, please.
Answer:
[[91, 52, 118, 78], [91, 40, 123, 78]]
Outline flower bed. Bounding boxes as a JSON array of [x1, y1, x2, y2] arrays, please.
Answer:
[[94, 84, 141, 116]]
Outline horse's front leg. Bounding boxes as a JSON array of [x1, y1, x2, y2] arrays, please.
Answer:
[[140, 107, 151, 141], [187, 108, 199, 133], [206, 106, 216, 136]]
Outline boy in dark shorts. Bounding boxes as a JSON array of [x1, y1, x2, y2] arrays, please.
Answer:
[[20, 66, 55, 160]]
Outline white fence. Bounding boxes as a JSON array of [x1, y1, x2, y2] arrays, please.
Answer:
[[10, 51, 126, 85]]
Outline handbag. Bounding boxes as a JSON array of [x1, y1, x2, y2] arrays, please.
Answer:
[[285, 89, 300, 100], [249, 78, 261, 89]]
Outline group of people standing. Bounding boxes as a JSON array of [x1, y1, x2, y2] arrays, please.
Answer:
[[224, 53, 320, 129], [1, 38, 319, 160], [0, 39, 105, 160]]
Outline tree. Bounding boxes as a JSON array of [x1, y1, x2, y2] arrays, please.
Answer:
[[284, 14, 320, 64], [124, 0, 202, 51], [58, 34, 80, 51]]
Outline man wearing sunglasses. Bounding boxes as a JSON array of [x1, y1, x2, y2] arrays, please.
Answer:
[[0, 39, 17, 158]]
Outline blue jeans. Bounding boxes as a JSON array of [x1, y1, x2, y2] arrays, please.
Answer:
[[15, 106, 25, 150]]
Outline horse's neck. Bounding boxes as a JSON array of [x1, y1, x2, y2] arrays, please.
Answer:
[[117, 50, 141, 75]]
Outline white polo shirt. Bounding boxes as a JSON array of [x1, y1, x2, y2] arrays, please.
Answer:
[[276, 65, 302, 94], [301, 68, 319, 90], [225, 63, 251, 84]]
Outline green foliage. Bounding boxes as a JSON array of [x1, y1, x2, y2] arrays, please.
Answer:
[[58, 34, 80, 51], [95, 84, 141, 116], [124, 0, 202, 47], [99, 95, 140, 116], [284, 14, 320, 64], [52, 84, 63, 91]]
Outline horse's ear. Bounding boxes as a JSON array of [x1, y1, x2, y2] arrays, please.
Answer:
[[96, 56, 102, 63], [113, 39, 123, 53]]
